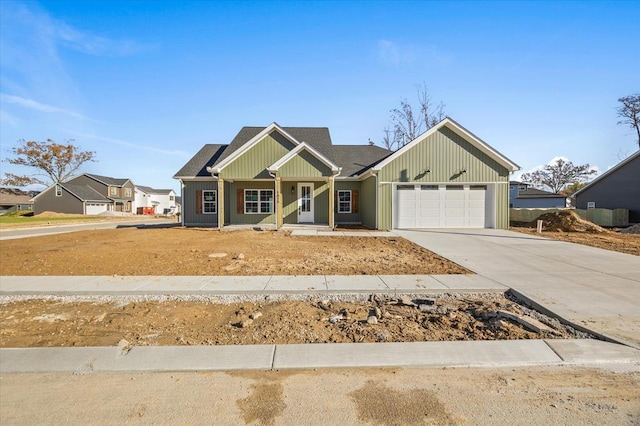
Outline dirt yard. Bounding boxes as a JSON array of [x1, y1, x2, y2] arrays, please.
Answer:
[[0, 228, 469, 276], [0, 293, 586, 348], [511, 211, 640, 256]]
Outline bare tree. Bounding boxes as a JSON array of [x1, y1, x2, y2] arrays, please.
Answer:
[[520, 158, 597, 193], [1, 139, 96, 187], [617, 94, 640, 149], [383, 83, 446, 151]]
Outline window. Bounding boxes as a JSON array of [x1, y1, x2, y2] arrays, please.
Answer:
[[55, 184, 62, 197], [124, 188, 132, 197], [245, 189, 273, 214], [169, 195, 174, 201], [109, 186, 118, 196], [587, 201, 596, 210], [338, 190, 351, 213], [203, 190, 217, 214]]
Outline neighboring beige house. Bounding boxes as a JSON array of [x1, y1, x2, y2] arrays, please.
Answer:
[[0, 188, 35, 214], [174, 118, 520, 229]]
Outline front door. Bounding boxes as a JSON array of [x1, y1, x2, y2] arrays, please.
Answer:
[[297, 183, 314, 223]]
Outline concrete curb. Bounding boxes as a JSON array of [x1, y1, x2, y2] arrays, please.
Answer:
[[2, 339, 638, 374]]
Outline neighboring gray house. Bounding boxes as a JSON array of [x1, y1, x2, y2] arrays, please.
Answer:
[[33, 183, 112, 215], [509, 181, 567, 208], [574, 151, 640, 223], [33, 173, 136, 215]]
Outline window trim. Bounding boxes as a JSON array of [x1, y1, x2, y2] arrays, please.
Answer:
[[109, 186, 118, 196], [244, 189, 274, 214], [203, 190, 217, 214], [55, 184, 62, 197], [124, 188, 132, 197], [337, 190, 352, 214]]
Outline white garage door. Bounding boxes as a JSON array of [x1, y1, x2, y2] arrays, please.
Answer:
[[395, 184, 486, 228], [85, 203, 108, 215]]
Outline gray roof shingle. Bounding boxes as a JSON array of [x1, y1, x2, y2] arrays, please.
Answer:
[[175, 126, 391, 179], [63, 184, 111, 202], [332, 145, 393, 177], [173, 144, 228, 178], [84, 174, 130, 186], [516, 187, 566, 198], [136, 185, 174, 195]]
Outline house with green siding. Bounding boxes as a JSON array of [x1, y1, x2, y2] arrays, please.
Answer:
[[173, 118, 520, 230]]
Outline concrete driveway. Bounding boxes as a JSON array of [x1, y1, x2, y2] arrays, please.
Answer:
[[394, 228, 640, 348]]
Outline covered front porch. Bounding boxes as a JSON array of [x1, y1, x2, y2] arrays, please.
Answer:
[[216, 178, 336, 229]]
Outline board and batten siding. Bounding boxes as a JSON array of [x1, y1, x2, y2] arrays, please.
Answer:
[[182, 180, 218, 226], [360, 176, 377, 229], [376, 127, 511, 230], [221, 133, 295, 180], [278, 150, 333, 178], [334, 181, 361, 224]]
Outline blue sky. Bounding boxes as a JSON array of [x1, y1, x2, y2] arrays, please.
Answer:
[[1, 0, 638, 192]]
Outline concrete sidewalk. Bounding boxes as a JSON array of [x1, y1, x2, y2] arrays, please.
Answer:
[[0, 273, 506, 295], [2, 339, 638, 374], [394, 229, 640, 349]]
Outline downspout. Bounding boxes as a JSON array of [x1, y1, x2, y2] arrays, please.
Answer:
[[267, 170, 278, 230]]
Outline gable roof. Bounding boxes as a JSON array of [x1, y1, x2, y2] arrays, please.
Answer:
[[82, 173, 131, 186], [573, 150, 640, 197], [62, 184, 111, 202], [210, 123, 335, 173], [173, 144, 228, 178], [332, 145, 393, 177], [371, 117, 520, 173], [136, 185, 174, 195], [267, 142, 340, 174]]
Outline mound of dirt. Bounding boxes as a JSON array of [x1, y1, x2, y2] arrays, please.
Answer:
[[36, 211, 87, 218], [620, 223, 640, 234], [528, 211, 609, 233]]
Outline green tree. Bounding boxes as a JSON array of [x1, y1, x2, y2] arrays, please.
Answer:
[[1, 139, 96, 187], [520, 158, 597, 193]]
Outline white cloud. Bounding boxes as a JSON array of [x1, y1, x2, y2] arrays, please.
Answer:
[[0, 109, 19, 127], [1, 94, 95, 121], [80, 133, 191, 158], [377, 39, 417, 67]]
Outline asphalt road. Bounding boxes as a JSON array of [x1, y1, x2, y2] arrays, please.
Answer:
[[0, 218, 178, 240]]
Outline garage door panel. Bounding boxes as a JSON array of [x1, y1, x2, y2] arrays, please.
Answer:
[[419, 200, 441, 209], [396, 185, 487, 229]]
